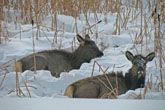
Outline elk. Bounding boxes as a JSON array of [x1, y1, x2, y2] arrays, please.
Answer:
[[12, 34, 103, 77], [64, 51, 155, 98]]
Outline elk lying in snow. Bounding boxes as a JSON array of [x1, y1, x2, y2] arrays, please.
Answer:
[[12, 34, 103, 77], [64, 51, 155, 98]]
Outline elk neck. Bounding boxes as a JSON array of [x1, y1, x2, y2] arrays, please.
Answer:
[[70, 46, 89, 69], [125, 68, 146, 90]]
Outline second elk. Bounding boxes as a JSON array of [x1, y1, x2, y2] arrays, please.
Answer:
[[12, 34, 103, 77], [64, 51, 155, 98]]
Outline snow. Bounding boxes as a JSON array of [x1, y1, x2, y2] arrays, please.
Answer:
[[0, 98, 165, 110], [0, 0, 165, 109]]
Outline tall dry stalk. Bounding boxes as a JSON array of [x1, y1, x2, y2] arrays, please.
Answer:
[[157, 15, 163, 90], [140, 0, 143, 36], [14, 58, 20, 96], [152, 1, 164, 90], [118, 0, 121, 35], [73, 17, 78, 33], [83, 10, 93, 34], [52, 11, 58, 45], [0, 19, 1, 44], [112, 0, 122, 35], [0, 68, 7, 88], [0, 0, 2, 44], [122, 8, 130, 30], [32, 20, 37, 78], [135, 0, 139, 10]]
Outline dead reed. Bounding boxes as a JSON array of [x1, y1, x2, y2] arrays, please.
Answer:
[[0, 58, 35, 97], [91, 61, 118, 99], [31, 20, 37, 82], [0, 0, 2, 44], [0, 68, 7, 88], [127, 0, 164, 90]]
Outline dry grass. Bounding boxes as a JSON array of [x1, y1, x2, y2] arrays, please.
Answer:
[[126, 0, 164, 90], [13, 58, 33, 97], [91, 61, 118, 99], [2, 0, 118, 25]]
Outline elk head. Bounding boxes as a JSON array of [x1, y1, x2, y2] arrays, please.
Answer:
[[126, 51, 155, 78]]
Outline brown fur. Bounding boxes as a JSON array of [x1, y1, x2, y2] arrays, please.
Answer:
[[64, 85, 74, 98], [64, 51, 155, 98], [64, 72, 127, 98], [12, 61, 22, 72]]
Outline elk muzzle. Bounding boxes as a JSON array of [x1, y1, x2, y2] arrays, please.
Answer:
[[97, 51, 104, 57], [137, 66, 145, 78]]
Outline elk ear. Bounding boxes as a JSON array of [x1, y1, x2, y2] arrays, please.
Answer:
[[77, 34, 85, 46], [125, 51, 134, 62], [85, 34, 90, 40], [145, 52, 155, 62]]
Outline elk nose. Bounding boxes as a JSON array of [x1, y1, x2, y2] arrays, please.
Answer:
[[98, 51, 103, 57]]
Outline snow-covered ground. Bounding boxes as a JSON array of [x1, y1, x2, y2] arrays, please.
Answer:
[[0, 0, 165, 109], [0, 98, 165, 110]]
